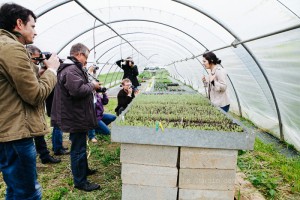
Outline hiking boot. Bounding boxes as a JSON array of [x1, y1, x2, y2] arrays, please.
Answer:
[[74, 181, 100, 192], [54, 149, 69, 155], [41, 156, 61, 164], [87, 168, 97, 176]]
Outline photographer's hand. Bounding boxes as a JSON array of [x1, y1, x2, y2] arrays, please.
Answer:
[[127, 87, 133, 96], [92, 80, 101, 90], [43, 53, 60, 71], [88, 66, 95, 74]]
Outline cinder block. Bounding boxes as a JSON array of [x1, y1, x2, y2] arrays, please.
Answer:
[[121, 144, 178, 167], [122, 163, 178, 187], [179, 188, 234, 200], [180, 147, 237, 169], [122, 184, 178, 200], [179, 168, 236, 190]]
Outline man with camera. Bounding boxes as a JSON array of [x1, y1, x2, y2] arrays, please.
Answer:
[[51, 43, 101, 192], [115, 78, 136, 116], [0, 3, 60, 199], [26, 44, 62, 164], [116, 57, 140, 91]]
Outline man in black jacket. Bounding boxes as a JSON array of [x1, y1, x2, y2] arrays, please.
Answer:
[[51, 43, 101, 192], [115, 78, 136, 116], [116, 57, 139, 91]]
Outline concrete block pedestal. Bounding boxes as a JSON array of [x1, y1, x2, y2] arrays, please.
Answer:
[[112, 125, 255, 200]]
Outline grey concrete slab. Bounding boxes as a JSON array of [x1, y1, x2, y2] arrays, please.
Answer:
[[122, 163, 178, 187], [121, 144, 178, 167], [180, 148, 238, 169], [112, 124, 255, 150], [122, 184, 177, 200], [179, 189, 234, 200], [179, 168, 236, 190]]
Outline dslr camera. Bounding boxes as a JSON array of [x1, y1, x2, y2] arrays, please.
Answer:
[[120, 84, 134, 89], [93, 66, 99, 74], [32, 52, 63, 63], [96, 87, 107, 93]]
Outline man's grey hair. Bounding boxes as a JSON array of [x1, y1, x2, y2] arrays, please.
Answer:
[[70, 43, 90, 57], [26, 44, 41, 55]]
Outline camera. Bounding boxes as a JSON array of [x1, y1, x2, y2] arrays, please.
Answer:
[[120, 84, 134, 89], [93, 66, 99, 74], [96, 87, 107, 93], [41, 52, 52, 60], [32, 52, 63, 63]]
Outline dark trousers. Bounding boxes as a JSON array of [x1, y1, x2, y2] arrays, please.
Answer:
[[69, 132, 88, 187], [34, 136, 50, 160]]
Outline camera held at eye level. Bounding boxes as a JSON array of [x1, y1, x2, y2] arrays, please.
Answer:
[[93, 66, 99, 73], [32, 52, 64, 63], [96, 87, 107, 93]]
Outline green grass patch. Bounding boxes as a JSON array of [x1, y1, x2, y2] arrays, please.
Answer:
[[97, 72, 123, 86], [238, 138, 300, 199], [0, 98, 121, 200]]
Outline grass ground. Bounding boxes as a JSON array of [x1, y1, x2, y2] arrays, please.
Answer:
[[0, 98, 299, 199], [0, 98, 121, 200], [235, 115, 300, 200]]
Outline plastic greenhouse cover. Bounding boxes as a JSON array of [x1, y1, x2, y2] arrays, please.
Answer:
[[0, 0, 299, 150]]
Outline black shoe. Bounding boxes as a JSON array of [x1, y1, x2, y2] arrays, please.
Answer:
[[54, 149, 69, 155], [41, 156, 61, 164], [75, 181, 100, 192], [87, 168, 97, 176]]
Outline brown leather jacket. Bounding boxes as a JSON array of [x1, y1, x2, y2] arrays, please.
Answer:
[[0, 29, 57, 142]]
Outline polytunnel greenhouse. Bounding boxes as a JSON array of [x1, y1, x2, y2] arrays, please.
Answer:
[[0, 0, 299, 199]]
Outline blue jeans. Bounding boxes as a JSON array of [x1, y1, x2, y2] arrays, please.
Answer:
[[88, 114, 116, 139], [69, 132, 88, 187], [0, 138, 42, 200], [221, 104, 230, 112], [52, 125, 63, 153]]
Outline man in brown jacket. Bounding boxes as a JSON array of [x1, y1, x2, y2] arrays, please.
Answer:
[[0, 3, 60, 199]]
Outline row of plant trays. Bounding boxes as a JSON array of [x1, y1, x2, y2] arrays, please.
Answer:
[[112, 93, 255, 150]]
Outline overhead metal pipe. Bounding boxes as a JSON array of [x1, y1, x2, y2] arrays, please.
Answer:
[[56, 19, 207, 54], [73, 0, 148, 60]]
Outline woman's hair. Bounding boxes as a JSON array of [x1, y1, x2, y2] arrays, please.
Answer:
[[203, 52, 221, 65], [126, 57, 134, 65]]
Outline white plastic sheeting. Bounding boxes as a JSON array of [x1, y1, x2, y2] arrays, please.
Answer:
[[1, 0, 299, 150]]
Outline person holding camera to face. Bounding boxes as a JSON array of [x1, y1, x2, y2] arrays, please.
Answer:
[[26, 45, 62, 164], [202, 52, 230, 112], [0, 3, 59, 199], [51, 43, 101, 192], [28, 45, 69, 157], [115, 78, 137, 116], [116, 57, 140, 92]]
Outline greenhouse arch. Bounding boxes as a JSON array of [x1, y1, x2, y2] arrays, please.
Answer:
[[1, 0, 299, 150]]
